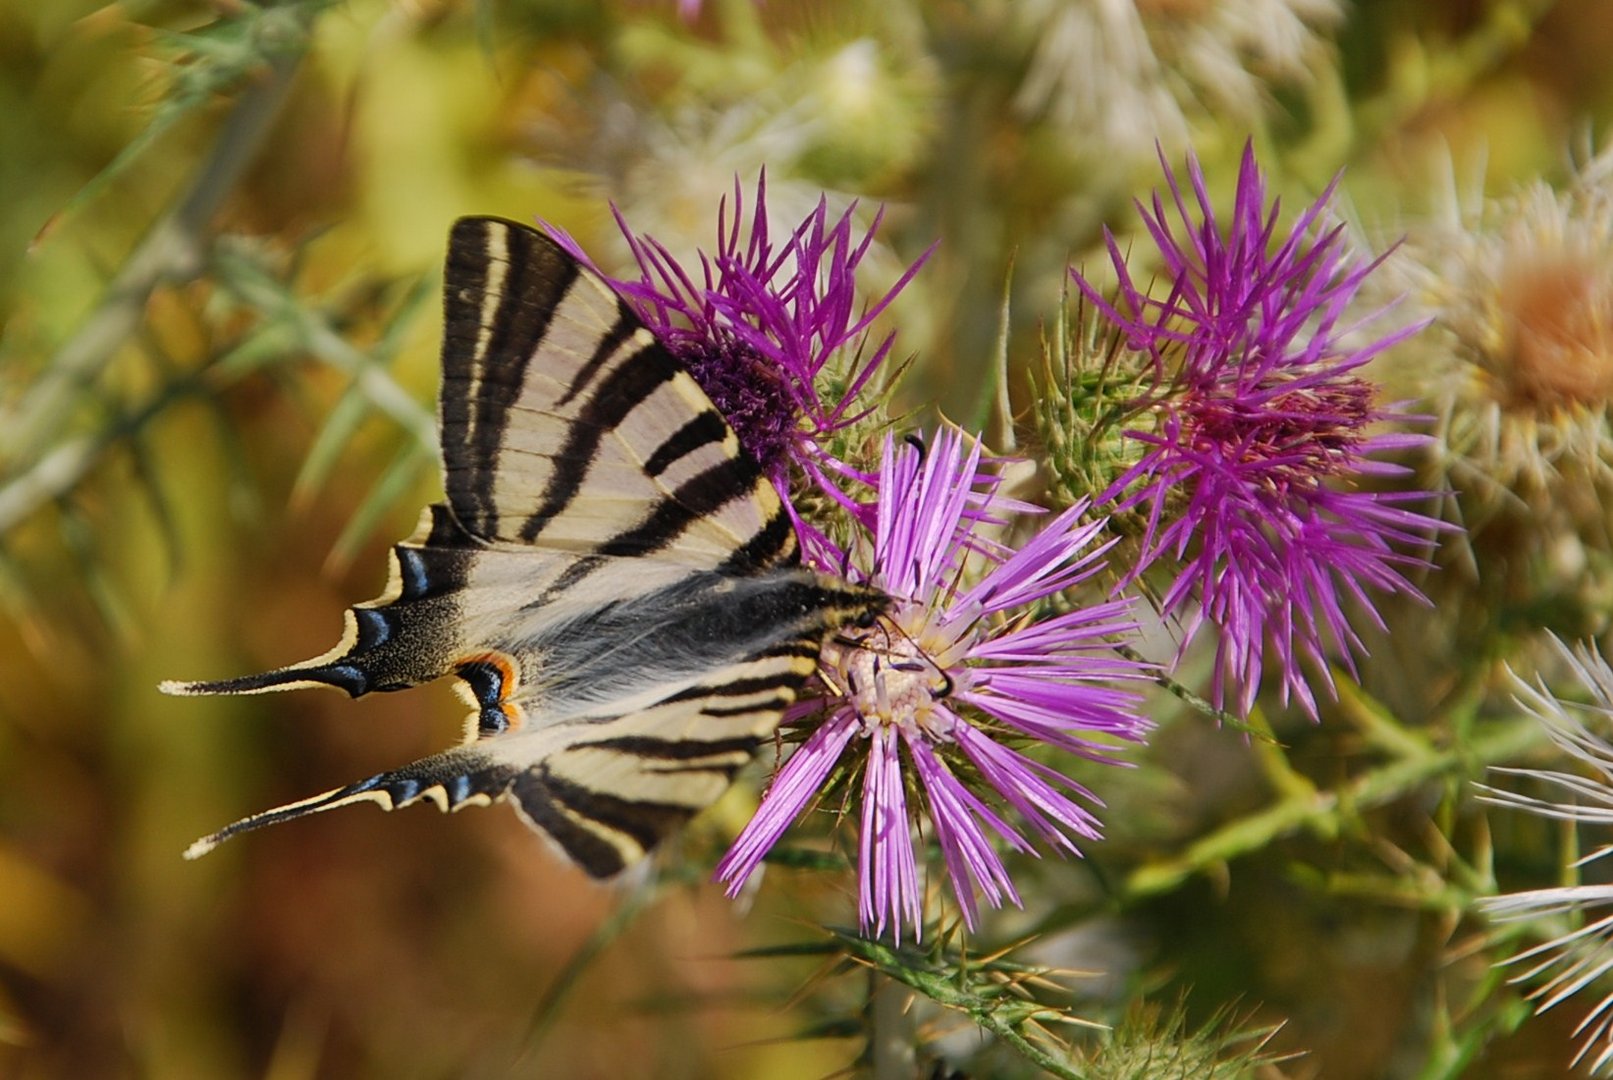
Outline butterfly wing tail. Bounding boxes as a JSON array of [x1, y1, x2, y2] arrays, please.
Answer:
[[182, 735, 715, 879], [160, 662, 372, 699], [161, 506, 479, 701], [184, 746, 513, 859]]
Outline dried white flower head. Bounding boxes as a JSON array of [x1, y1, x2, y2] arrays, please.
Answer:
[[1371, 149, 1613, 515], [1479, 637, 1613, 1075], [1009, 0, 1343, 162]]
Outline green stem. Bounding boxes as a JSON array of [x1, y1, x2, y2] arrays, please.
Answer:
[[974, 1012, 1087, 1080], [217, 257, 437, 450], [834, 931, 1090, 1079], [1113, 643, 1269, 740], [0, 362, 230, 536], [1123, 715, 1543, 899]]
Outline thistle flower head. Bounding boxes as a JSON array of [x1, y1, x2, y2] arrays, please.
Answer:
[[548, 176, 930, 553], [716, 429, 1150, 942], [1069, 143, 1448, 718], [1479, 637, 1613, 1076]]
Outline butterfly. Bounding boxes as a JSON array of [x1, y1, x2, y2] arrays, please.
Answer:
[[164, 217, 884, 878]]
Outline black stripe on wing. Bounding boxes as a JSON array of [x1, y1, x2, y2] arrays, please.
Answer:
[[643, 410, 729, 478], [592, 455, 764, 559], [699, 696, 793, 719], [511, 767, 701, 878], [557, 303, 640, 408], [518, 337, 683, 543], [578, 734, 765, 761], [661, 669, 809, 706], [509, 772, 629, 878], [531, 555, 608, 607], [525, 462, 788, 602], [718, 506, 798, 573], [441, 217, 579, 539]]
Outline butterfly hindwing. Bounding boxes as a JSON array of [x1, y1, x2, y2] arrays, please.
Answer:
[[166, 217, 884, 875], [502, 637, 827, 876], [178, 572, 855, 874]]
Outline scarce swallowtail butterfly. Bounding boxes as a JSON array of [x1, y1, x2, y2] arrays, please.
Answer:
[[164, 217, 884, 878]]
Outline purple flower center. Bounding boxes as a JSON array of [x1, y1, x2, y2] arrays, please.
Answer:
[[1176, 373, 1377, 490], [672, 336, 800, 480]]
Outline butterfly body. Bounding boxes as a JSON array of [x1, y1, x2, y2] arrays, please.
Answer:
[[166, 217, 881, 877]]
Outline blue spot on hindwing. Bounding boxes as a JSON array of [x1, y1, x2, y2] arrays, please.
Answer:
[[319, 664, 370, 697], [388, 778, 422, 804], [397, 548, 430, 601], [353, 608, 393, 653]]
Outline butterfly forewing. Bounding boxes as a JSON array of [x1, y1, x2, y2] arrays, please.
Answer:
[[166, 217, 883, 876], [441, 218, 793, 571]]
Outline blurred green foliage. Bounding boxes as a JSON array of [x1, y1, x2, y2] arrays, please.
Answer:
[[3, 1, 1613, 1077]]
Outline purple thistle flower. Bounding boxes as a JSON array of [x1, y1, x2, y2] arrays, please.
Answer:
[[1070, 143, 1449, 718], [546, 175, 931, 553], [715, 429, 1151, 942]]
